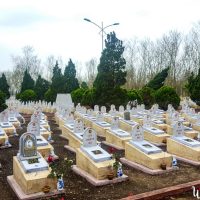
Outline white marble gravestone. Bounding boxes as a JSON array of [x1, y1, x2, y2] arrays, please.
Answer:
[[73, 119, 84, 140], [143, 114, 152, 128], [81, 128, 111, 162], [64, 112, 74, 129], [94, 105, 99, 112], [119, 105, 124, 113], [27, 121, 40, 137], [82, 128, 97, 147], [130, 125, 162, 154], [100, 106, 106, 114], [111, 116, 119, 130], [110, 116, 130, 137], [0, 110, 12, 127], [27, 121, 48, 147], [96, 111, 110, 127], [172, 121, 200, 147]]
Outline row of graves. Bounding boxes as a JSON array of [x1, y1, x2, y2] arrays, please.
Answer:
[[54, 101, 200, 186], [0, 99, 66, 199]]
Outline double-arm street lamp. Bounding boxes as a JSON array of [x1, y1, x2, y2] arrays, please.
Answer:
[[84, 18, 119, 51]]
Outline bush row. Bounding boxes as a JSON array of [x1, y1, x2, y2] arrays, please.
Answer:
[[71, 86, 180, 110]]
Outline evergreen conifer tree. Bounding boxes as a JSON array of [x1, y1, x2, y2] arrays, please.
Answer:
[[0, 73, 10, 98]]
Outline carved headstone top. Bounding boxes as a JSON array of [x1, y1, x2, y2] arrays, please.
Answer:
[[80, 107, 87, 114], [143, 114, 152, 127], [131, 124, 144, 141], [87, 109, 93, 116], [172, 121, 184, 137], [19, 132, 37, 158], [31, 113, 40, 124], [101, 106, 106, 113], [65, 112, 74, 123], [111, 116, 119, 130], [94, 105, 99, 112], [124, 110, 131, 120], [0, 110, 9, 122], [119, 105, 124, 113], [126, 104, 131, 111], [74, 118, 84, 133], [96, 111, 104, 122], [27, 121, 40, 136], [82, 128, 97, 147]]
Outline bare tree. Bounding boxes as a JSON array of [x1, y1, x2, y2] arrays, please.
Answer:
[[85, 58, 97, 87], [11, 46, 42, 91]]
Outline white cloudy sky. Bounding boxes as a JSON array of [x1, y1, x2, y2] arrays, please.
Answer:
[[0, 0, 200, 71]]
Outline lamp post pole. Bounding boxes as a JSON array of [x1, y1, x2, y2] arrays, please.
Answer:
[[84, 18, 119, 51]]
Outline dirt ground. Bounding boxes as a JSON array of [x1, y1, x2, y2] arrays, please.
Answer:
[[0, 113, 199, 200]]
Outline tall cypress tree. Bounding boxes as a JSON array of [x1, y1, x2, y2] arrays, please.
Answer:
[[64, 59, 79, 93], [51, 60, 65, 93], [93, 32, 127, 106], [186, 68, 200, 105], [146, 67, 169, 90], [20, 69, 35, 93], [34, 75, 49, 100], [0, 73, 10, 98]]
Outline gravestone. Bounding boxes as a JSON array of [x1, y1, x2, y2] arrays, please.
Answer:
[[27, 121, 40, 137], [131, 124, 144, 141], [31, 113, 40, 124], [100, 106, 106, 114], [19, 132, 37, 159], [96, 111, 104, 122], [111, 116, 119, 130], [74, 119, 84, 133], [87, 109, 93, 117], [94, 105, 99, 112], [0, 110, 9, 122], [82, 128, 97, 147], [172, 111, 179, 122], [65, 112, 74, 124], [172, 121, 184, 137], [124, 110, 131, 121], [119, 105, 124, 113], [143, 114, 152, 127], [80, 107, 87, 114], [126, 104, 131, 111]]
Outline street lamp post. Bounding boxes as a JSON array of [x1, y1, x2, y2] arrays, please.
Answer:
[[84, 18, 119, 51]]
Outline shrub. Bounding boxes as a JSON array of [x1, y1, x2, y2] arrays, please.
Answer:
[[139, 87, 155, 109], [44, 89, 56, 103], [0, 90, 7, 112], [127, 89, 143, 104], [71, 88, 86, 105], [94, 87, 129, 108], [155, 86, 180, 110], [81, 88, 96, 107], [20, 89, 37, 102]]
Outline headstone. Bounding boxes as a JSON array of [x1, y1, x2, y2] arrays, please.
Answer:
[[80, 107, 87, 114], [96, 111, 104, 122], [100, 106, 106, 114], [131, 124, 144, 141], [111, 104, 115, 110], [0, 111, 9, 122], [126, 104, 131, 111], [19, 132, 37, 159], [82, 127, 97, 147], [172, 121, 184, 137], [143, 114, 152, 127], [172, 111, 179, 122], [124, 110, 131, 120], [119, 105, 124, 113], [31, 113, 40, 124], [27, 121, 40, 137], [94, 105, 99, 112], [111, 116, 119, 130], [74, 119, 84, 133], [65, 112, 74, 124], [87, 109, 93, 116]]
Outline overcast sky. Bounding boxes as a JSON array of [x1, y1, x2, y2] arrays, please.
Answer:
[[0, 0, 200, 72]]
